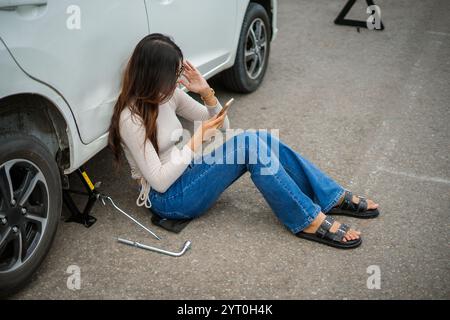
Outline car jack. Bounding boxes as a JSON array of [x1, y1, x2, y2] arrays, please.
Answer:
[[62, 167, 192, 257], [63, 165, 99, 228], [62, 166, 162, 240]]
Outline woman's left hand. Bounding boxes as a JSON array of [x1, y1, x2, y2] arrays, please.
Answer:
[[177, 60, 211, 96]]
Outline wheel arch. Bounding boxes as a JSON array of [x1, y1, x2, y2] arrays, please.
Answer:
[[0, 93, 71, 173]]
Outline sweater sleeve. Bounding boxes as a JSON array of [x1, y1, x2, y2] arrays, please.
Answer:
[[119, 111, 194, 193], [174, 87, 230, 129]]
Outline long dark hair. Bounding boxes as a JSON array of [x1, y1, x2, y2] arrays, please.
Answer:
[[108, 33, 184, 168]]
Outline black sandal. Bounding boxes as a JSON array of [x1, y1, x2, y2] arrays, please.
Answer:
[[327, 190, 380, 219], [296, 215, 362, 249]]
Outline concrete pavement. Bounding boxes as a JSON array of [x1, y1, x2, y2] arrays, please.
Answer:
[[13, 0, 450, 299]]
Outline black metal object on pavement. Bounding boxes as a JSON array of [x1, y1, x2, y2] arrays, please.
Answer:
[[334, 0, 384, 30]]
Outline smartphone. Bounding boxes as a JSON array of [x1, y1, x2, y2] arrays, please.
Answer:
[[217, 98, 234, 117]]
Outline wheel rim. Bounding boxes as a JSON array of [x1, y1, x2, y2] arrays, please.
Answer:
[[244, 17, 268, 80], [0, 159, 49, 273]]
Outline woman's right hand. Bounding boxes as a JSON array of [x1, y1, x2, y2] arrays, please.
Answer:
[[188, 112, 227, 152]]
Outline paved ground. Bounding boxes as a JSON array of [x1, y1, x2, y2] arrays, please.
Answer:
[[13, 0, 450, 299]]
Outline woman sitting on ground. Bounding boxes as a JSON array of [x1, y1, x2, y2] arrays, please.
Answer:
[[108, 33, 380, 249]]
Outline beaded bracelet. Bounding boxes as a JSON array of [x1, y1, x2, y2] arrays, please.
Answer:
[[200, 88, 215, 102]]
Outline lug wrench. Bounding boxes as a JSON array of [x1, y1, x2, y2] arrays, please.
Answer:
[[100, 195, 161, 241], [118, 238, 192, 257], [99, 194, 192, 257]]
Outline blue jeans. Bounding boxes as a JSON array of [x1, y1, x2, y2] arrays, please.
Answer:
[[147, 130, 345, 234]]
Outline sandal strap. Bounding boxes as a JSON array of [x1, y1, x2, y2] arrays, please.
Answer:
[[357, 198, 368, 212], [316, 215, 335, 238], [340, 191, 353, 210], [328, 227, 347, 242], [328, 222, 351, 242], [316, 216, 350, 243], [339, 223, 350, 233], [339, 191, 369, 214], [315, 215, 351, 242]]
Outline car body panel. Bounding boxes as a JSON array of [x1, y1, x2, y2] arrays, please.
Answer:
[[147, 0, 238, 75], [0, 0, 278, 174], [0, 0, 149, 144]]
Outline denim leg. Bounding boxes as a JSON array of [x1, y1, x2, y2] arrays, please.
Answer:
[[255, 130, 345, 213], [156, 130, 321, 234], [242, 131, 321, 233], [148, 142, 248, 220]]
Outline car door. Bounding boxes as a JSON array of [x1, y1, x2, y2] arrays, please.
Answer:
[[0, 0, 149, 144], [146, 0, 237, 75]]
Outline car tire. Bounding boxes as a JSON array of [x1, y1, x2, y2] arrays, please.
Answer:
[[221, 2, 272, 93], [0, 134, 62, 297]]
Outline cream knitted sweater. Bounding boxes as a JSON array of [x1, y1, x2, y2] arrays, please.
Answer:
[[119, 87, 230, 208]]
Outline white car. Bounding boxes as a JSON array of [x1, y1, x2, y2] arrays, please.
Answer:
[[0, 0, 277, 296]]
